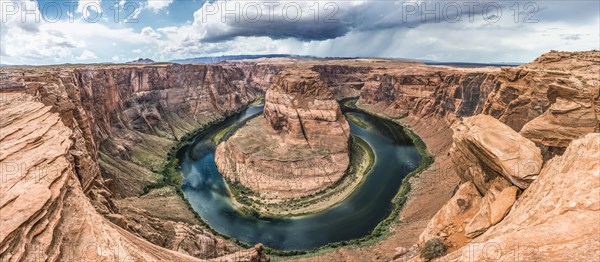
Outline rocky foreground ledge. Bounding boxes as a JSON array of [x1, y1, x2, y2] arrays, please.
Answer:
[[215, 68, 351, 200]]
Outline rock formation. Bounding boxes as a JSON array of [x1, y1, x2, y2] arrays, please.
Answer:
[[484, 51, 599, 136], [357, 63, 499, 121], [358, 65, 446, 118], [263, 68, 350, 148], [443, 133, 600, 261], [407, 51, 599, 261], [0, 64, 267, 261], [0, 93, 267, 261], [215, 67, 351, 199], [418, 115, 539, 250], [312, 64, 372, 98], [450, 114, 543, 192]]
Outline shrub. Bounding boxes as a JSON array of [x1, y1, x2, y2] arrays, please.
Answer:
[[420, 238, 448, 261]]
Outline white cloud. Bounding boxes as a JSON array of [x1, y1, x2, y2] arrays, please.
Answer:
[[146, 0, 173, 12], [77, 0, 103, 18], [0, 0, 159, 64], [76, 50, 98, 60], [132, 49, 142, 53], [141, 27, 161, 39], [112, 55, 121, 61]]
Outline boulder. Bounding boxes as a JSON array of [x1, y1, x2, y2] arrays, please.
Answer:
[[418, 181, 482, 243], [465, 177, 517, 238], [450, 114, 543, 192]]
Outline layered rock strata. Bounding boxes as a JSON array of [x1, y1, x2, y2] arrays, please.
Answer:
[[418, 115, 540, 250], [410, 52, 600, 261], [0, 93, 267, 261], [443, 133, 600, 261], [216, 68, 350, 199], [484, 50, 600, 138], [0, 64, 267, 261]]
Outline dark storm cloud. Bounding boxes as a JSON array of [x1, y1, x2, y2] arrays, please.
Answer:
[[197, 0, 600, 43], [201, 21, 353, 42], [197, 0, 501, 42]]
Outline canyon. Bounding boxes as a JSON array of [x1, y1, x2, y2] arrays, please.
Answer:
[[0, 50, 598, 261]]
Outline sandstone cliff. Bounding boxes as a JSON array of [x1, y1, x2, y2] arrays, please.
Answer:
[[263, 68, 350, 148], [0, 93, 250, 261], [484, 51, 599, 143], [358, 66, 499, 122], [2, 51, 598, 262], [443, 133, 599, 261], [312, 64, 372, 98], [418, 115, 542, 250], [404, 51, 600, 261], [0, 64, 266, 261], [216, 67, 351, 199]]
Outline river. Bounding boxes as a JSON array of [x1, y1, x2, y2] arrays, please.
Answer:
[[179, 104, 422, 251]]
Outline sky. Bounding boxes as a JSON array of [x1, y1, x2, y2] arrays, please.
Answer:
[[0, 0, 599, 65]]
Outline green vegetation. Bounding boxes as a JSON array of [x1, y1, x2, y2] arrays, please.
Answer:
[[420, 238, 448, 261], [345, 112, 369, 129], [137, 100, 266, 247], [250, 96, 265, 106], [142, 156, 182, 194], [211, 124, 236, 144]]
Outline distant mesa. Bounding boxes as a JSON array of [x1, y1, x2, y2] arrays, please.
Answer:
[[127, 58, 156, 64]]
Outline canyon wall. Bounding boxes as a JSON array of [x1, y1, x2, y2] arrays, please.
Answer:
[[384, 51, 600, 261], [215, 67, 351, 199], [222, 60, 285, 91], [0, 64, 267, 261], [358, 66, 499, 122], [0, 93, 267, 261], [312, 64, 372, 98]]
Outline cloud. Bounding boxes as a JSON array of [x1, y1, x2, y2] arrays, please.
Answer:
[[146, 0, 173, 12], [560, 34, 581, 41], [187, 0, 526, 43], [1, 0, 599, 64], [141, 27, 161, 39], [190, 0, 362, 42], [77, 0, 103, 16], [76, 49, 98, 60], [0, 0, 159, 64]]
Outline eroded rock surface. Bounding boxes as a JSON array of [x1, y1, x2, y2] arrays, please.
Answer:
[[450, 114, 543, 192], [0, 64, 267, 261], [216, 68, 350, 199], [0, 93, 201, 261], [443, 133, 600, 261], [484, 51, 600, 139]]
